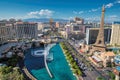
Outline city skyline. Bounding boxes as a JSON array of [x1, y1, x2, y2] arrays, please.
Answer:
[[0, 2, 120, 79], [0, 0, 120, 22]]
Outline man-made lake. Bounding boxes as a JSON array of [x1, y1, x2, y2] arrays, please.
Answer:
[[24, 44, 76, 80]]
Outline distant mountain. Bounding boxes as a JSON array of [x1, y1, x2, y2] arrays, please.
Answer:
[[23, 18, 69, 22]]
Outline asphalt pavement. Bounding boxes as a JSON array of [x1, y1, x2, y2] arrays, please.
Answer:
[[67, 40, 103, 80]]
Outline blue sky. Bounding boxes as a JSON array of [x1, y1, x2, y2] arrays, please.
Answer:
[[0, 0, 120, 22]]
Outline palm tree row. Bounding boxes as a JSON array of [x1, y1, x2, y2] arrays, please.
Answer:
[[60, 42, 82, 76], [64, 41, 92, 69]]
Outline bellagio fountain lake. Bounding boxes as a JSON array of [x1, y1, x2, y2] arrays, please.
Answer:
[[24, 43, 76, 80]]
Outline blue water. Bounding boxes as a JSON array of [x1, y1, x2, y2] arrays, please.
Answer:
[[116, 66, 120, 71], [24, 44, 76, 80]]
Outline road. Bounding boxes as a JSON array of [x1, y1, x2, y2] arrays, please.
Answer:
[[51, 32, 110, 80], [67, 40, 108, 80]]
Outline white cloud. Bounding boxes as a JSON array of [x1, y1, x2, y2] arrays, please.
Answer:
[[105, 15, 120, 22], [117, 0, 120, 3], [61, 17, 73, 20], [109, 15, 118, 18], [105, 3, 113, 8], [88, 7, 100, 13], [88, 1, 116, 13], [73, 11, 84, 14], [91, 9, 98, 12], [85, 17, 100, 21], [28, 11, 39, 16], [88, 10, 91, 12], [78, 11, 84, 14], [27, 9, 54, 18], [73, 11, 78, 14], [39, 9, 54, 16]]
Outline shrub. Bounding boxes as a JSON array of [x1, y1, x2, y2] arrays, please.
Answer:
[[0, 66, 25, 80], [96, 76, 105, 80]]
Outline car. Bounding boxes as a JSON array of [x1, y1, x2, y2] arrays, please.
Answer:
[[83, 67, 87, 70], [82, 72, 86, 77], [102, 70, 111, 75]]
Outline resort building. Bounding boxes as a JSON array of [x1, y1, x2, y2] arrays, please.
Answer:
[[55, 22, 60, 28], [41, 23, 51, 33], [110, 22, 120, 45], [86, 28, 111, 45], [92, 22, 100, 28], [65, 23, 85, 34], [74, 17, 84, 24], [79, 44, 89, 53], [0, 22, 13, 45], [14, 22, 38, 39], [89, 51, 115, 67], [60, 30, 68, 39], [37, 22, 43, 34]]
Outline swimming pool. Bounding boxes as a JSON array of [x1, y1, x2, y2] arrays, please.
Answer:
[[24, 44, 76, 80]]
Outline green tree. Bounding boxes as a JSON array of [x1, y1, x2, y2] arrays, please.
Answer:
[[109, 72, 115, 80], [96, 76, 105, 80], [0, 66, 25, 80], [0, 66, 12, 75]]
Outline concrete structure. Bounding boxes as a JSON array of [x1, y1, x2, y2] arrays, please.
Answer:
[[63, 17, 85, 36], [42, 23, 51, 32], [60, 30, 67, 39], [37, 22, 43, 34], [64, 20, 92, 35], [15, 22, 38, 39], [65, 23, 85, 34], [61, 20, 91, 39], [0, 19, 39, 44], [110, 22, 120, 45], [55, 22, 60, 28], [0, 22, 13, 45], [49, 18, 56, 31], [89, 51, 115, 67], [86, 28, 111, 45], [90, 5, 106, 53], [0, 22, 8, 44], [0, 19, 25, 44], [84, 24, 93, 33], [88, 6, 115, 68], [74, 17, 84, 24], [92, 22, 100, 28]]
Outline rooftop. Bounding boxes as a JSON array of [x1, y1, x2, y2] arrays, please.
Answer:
[[15, 22, 37, 25], [87, 27, 111, 30], [101, 51, 115, 57], [113, 21, 120, 24], [92, 55, 102, 62]]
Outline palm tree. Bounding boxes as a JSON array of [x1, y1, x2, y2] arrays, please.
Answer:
[[96, 76, 105, 80]]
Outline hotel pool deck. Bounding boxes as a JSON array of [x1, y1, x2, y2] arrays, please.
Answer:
[[24, 44, 76, 80]]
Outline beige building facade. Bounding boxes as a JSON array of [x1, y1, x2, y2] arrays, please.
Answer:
[[110, 22, 120, 45], [15, 22, 38, 39], [89, 51, 115, 67], [0, 22, 12, 44]]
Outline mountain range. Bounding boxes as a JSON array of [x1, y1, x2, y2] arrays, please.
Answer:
[[23, 18, 69, 22]]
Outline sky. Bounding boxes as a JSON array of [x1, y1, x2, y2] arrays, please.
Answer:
[[0, 0, 120, 22]]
